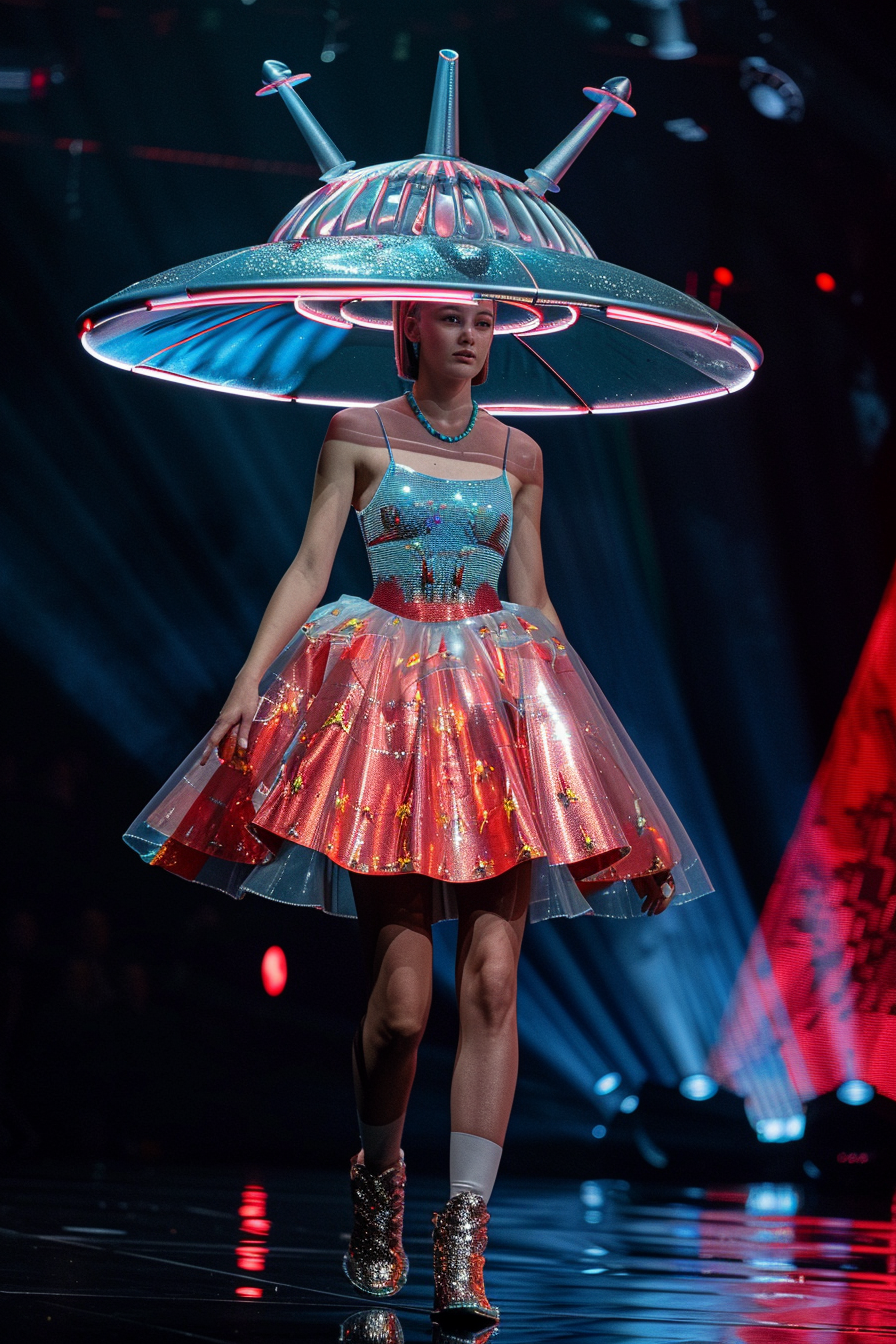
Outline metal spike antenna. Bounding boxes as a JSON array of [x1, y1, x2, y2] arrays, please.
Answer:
[[424, 49, 460, 157], [524, 77, 635, 197], [256, 60, 355, 182]]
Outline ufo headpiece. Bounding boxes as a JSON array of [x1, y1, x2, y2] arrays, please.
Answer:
[[79, 50, 762, 414]]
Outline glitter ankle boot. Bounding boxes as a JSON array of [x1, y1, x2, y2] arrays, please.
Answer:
[[431, 1192, 499, 1324], [344, 1152, 409, 1297]]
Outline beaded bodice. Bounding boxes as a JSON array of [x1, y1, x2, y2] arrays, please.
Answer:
[[357, 457, 512, 622]]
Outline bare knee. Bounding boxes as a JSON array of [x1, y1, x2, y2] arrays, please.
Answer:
[[460, 954, 517, 1031], [367, 974, 431, 1050]]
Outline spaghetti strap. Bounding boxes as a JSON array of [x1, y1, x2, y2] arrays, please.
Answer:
[[502, 425, 511, 471], [373, 408, 394, 462]]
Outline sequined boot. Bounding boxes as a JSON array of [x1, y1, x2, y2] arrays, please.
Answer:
[[431, 1192, 499, 1325], [343, 1152, 409, 1297]]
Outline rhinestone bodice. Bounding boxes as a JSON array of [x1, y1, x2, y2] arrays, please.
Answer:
[[356, 459, 512, 621]]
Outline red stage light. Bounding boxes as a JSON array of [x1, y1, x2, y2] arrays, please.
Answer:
[[235, 1286, 263, 1298], [713, 266, 734, 287], [815, 272, 836, 292], [261, 945, 287, 996]]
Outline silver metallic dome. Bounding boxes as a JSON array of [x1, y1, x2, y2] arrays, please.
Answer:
[[79, 50, 762, 415]]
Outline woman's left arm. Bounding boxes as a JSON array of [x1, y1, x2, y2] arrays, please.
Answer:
[[505, 478, 565, 636]]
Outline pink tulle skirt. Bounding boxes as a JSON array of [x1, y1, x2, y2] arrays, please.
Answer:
[[125, 596, 713, 921]]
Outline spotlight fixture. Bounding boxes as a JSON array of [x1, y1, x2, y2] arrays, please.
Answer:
[[664, 117, 707, 142], [836, 1079, 875, 1106], [739, 57, 804, 122], [679, 1074, 718, 1101], [745, 1183, 801, 1215], [594, 1072, 622, 1095], [619, 1094, 640, 1113], [631, 0, 696, 60], [755, 1113, 805, 1142]]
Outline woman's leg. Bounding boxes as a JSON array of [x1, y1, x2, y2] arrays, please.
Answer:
[[350, 873, 434, 1174], [449, 864, 530, 1199]]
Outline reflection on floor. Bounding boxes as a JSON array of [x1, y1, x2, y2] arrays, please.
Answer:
[[1, 1167, 895, 1341]]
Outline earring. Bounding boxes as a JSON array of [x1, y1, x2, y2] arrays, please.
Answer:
[[411, 341, 419, 355]]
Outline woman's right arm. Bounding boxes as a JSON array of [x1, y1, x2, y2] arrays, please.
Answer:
[[200, 434, 356, 764]]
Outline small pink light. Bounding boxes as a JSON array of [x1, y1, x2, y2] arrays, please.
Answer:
[[815, 271, 836, 292], [235, 1286, 264, 1298], [262, 946, 287, 996], [241, 1218, 271, 1233], [713, 266, 734, 287]]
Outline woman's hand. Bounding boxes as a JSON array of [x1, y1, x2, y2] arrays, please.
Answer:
[[199, 673, 261, 766], [632, 870, 676, 916]]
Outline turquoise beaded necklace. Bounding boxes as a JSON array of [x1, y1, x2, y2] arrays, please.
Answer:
[[405, 390, 479, 443]]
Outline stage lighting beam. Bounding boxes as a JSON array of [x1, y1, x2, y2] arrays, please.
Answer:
[[631, 0, 696, 60]]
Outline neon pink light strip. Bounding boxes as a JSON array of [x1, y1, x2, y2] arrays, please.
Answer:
[[524, 305, 580, 336], [605, 305, 734, 344], [294, 396, 380, 408], [147, 286, 481, 311], [133, 366, 293, 400], [295, 299, 353, 329], [594, 385, 735, 414], [605, 307, 762, 371], [479, 404, 588, 416]]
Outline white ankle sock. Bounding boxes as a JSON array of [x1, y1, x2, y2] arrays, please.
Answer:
[[358, 1115, 404, 1173], [449, 1131, 503, 1204]]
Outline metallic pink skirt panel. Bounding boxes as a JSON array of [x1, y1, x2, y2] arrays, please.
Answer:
[[124, 596, 713, 921]]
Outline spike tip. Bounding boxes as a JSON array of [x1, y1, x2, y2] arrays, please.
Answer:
[[260, 60, 355, 182], [425, 49, 460, 157], [524, 77, 635, 196]]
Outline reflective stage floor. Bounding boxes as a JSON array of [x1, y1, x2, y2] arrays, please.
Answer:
[[2, 1167, 896, 1342]]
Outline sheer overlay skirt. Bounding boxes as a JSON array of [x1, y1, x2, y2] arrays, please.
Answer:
[[124, 597, 713, 921]]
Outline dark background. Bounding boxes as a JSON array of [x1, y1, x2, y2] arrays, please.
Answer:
[[1, 0, 894, 1174]]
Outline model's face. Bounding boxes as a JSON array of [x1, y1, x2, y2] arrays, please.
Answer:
[[406, 302, 495, 384]]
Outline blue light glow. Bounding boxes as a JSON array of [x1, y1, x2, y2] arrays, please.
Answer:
[[592, 1124, 607, 1139], [594, 1072, 621, 1096], [756, 1114, 805, 1143], [679, 1073, 718, 1101], [746, 1183, 801, 1215], [579, 1181, 603, 1208], [619, 1094, 639, 1113], [837, 1079, 875, 1106]]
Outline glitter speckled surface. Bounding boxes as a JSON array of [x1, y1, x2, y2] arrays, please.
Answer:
[[358, 459, 510, 619]]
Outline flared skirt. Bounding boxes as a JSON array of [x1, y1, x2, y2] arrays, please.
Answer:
[[124, 597, 713, 921]]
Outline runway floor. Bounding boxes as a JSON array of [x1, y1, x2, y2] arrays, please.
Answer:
[[2, 1166, 895, 1341]]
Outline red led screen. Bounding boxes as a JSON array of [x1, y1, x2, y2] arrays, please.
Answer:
[[712, 561, 896, 1106]]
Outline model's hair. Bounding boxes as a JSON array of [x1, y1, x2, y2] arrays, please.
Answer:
[[392, 299, 494, 385]]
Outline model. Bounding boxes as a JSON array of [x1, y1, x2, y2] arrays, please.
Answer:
[[80, 48, 761, 1330]]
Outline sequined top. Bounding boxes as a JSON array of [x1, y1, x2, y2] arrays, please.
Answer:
[[356, 409, 512, 621]]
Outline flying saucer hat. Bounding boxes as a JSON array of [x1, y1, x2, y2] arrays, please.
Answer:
[[78, 50, 762, 415]]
